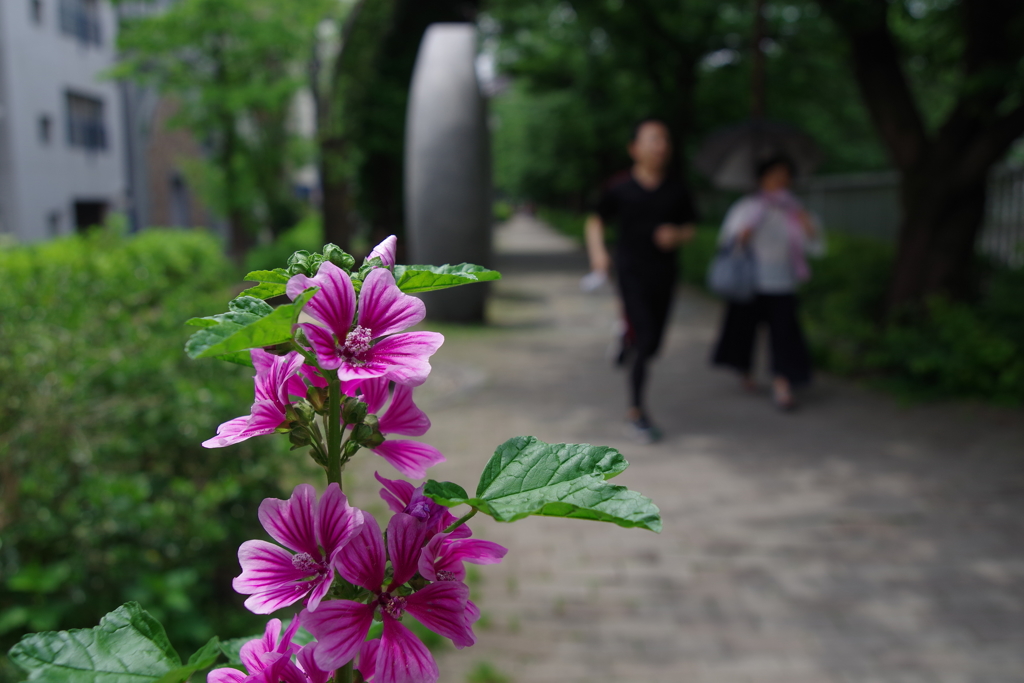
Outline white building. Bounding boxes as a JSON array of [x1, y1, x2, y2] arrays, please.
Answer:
[[0, 0, 126, 241]]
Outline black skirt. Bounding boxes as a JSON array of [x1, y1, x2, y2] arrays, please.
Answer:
[[711, 293, 813, 386]]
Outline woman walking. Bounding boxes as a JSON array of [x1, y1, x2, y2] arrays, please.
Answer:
[[711, 154, 824, 410]]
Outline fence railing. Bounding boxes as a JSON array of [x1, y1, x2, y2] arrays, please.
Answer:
[[797, 166, 1024, 267]]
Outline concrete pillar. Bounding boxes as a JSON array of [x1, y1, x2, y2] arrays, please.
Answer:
[[405, 23, 492, 323]]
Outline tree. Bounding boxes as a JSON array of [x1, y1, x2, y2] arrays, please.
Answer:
[[486, 0, 889, 208], [818, 0, 1024, 308], [115, 0, 332, 259]]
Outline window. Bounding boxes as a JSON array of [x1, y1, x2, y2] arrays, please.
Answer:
[[48, 210, 62, 236], [38, 114, 52, 144], [74, 201, 106, 231], [31, 0, 43, 24], [169, 173, 191, 227], [59, 0, 101, 45], [65, 92, 106, 151]]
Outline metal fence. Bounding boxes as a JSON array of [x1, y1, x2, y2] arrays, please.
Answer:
[[797, 166, 1024, 267]]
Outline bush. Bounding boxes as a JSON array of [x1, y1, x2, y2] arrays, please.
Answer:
[[0, 229, 284, 681]]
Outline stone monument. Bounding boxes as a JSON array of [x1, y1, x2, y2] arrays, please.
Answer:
[[405, 23, 492, 323]]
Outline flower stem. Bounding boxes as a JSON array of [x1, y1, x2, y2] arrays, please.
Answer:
[[443, 508, 478, 534], [326, 376, 343, 488], [337, 660, 354, 683]]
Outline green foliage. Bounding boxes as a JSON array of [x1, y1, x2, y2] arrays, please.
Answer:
[[487, 0, 888, 208], [466, 661, 511, 683], [425, 437, 662, 532], [184, 290, 315, 362], [113, 0, 335, 238], [9, 603, 219, 683], [802, 238, 1024, 402], [391, 264, 503, 294], [0, 230, 282, 678]]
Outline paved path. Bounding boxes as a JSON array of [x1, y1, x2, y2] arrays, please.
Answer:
[[344, 215, 1024, 683]]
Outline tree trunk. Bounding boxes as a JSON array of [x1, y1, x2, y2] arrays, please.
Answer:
[[319, 136, 354, 250], [889, 167, 988, 308]]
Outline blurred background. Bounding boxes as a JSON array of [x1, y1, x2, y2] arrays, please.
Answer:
[[1, 1, 1023, 682]]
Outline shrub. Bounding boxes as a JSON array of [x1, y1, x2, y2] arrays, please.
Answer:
[[0, 229, 284, 681]]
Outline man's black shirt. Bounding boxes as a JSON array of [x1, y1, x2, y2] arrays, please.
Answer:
[[595, 171, 698, 274]]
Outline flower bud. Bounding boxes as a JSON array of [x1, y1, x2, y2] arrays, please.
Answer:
[[306, 253, 326, 275], [289, 429, 311, 449], [287, 250, 311, 276], [352, 422, 385, 449], [306, 386, 327, 412], [323, 243, 356, 271], [292, 399, 317, 425], [341, 396, 368, 425]]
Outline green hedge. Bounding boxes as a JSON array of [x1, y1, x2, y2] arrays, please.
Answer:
[[0, 229, 284, 681]]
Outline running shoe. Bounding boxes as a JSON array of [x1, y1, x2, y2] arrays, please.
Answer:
[[626, 415, 661, 444]]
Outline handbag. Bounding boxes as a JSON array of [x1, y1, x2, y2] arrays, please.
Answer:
[[706, 241, 757, 302]]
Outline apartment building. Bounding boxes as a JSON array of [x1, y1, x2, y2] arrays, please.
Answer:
[[0, 0, 126, 241]]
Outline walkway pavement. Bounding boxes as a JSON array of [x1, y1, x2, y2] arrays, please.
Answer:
[[345, 214, 1024, 683]]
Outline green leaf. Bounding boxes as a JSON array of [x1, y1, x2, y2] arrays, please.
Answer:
[[153, 637, 221, 683], [236, 282, 287, 300], [424, 436, 661, 532], [8, 602, 185, 683], [243, 268, 290, 284], [184, 290, 315, 360], [391, 263, 501, 293], [420, 481, 469, 507]]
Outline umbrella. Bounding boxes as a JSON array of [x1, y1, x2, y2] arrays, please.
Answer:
[[694, 119, 822, 191]]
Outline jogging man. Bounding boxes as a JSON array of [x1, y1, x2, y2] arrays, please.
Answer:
[[585, 118, 698, 443]]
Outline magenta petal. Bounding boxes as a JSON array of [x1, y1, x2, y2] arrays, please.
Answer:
[[333, 512, 385, 591], [356, 639, 380, 682], [233, 541, 309, 614], [304, 569, 333, 613], [378, 385, 430, 436], [386, 513, 424, 587], [239, 618, 279, 673], [202, 415, 251, 448], [416, 534, 445, 582], [367, 235, 397, 267], [372, 440, 445, 480], [297, 643, 331, 683], [366, 332, 444, 387], [208, 668, 246, 683], [286, 272, 317, 302], [358, 376, 391, 416], [375, 472, 415, 513], [258, 484, 320, 556], [296, 262, 356, 336], [316, 483, 363, 559], [445, 538, 508, 566], [302, 364, 329, 388], [303, 601, 375, 672], [337, 358, 391, 384], [357, 269, 426, 338], [376, 618, 438, 683], [405, 581, 474, 649], [299, 323, 342, 371], [251, 348, 277, 376], [465, 599, 481, 624]]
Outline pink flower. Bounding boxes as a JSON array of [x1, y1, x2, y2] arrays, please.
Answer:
[[302, 513, 475, 683], [203, 350, 307, 448], [234, 484, 363, 614], [366, 235, 398, 267], [208, 618, 306, 683], [288, 263, 443, 387], [418, 532, 507, 583], [348, 378, 444, 479], [376, 473, 467, 540]]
